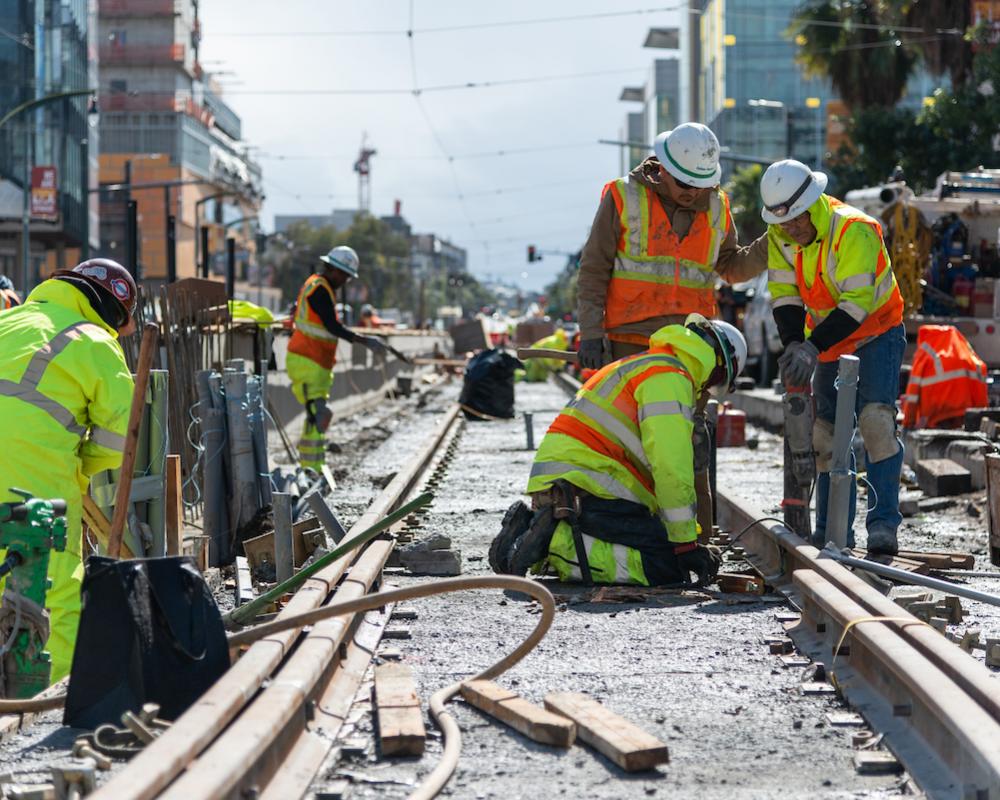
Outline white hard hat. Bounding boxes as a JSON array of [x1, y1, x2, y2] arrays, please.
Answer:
[[685, 313, 747, 396], [653, 123, 722, 189], [319, 245, 360, 278], [760, 159, 828, 225]]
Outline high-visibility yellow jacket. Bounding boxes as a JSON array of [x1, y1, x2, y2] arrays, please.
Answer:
[[289, 273, 340, 369], [767, 194, 903, 362], [527, 324, 713, 545], [0, 279, 134, 680], [523, 328, 568, 382]]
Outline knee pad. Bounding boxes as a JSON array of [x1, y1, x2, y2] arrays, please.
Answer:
[[859, 403, 901, 463], [813, 418, 835, 473]]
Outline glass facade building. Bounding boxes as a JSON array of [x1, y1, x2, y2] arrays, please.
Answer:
[[0, 0, 96, 281]]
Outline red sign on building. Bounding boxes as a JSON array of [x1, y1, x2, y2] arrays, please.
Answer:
[[30, 165, 59, 221]]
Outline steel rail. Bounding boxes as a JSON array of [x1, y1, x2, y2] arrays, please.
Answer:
[[93, 403, 463, 800]]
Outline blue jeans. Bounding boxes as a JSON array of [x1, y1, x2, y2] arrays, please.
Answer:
[[813, 325, 905, 547]]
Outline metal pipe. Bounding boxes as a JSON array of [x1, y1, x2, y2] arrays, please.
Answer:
[[523, 411, 534, 450], [272, 492, 294, 584], [305, 492, 347, 544], [200, 225, 210, 279], [820, 545, 1000, 609], [126, 199, 139, 280], [826, 355, 859, 549], [226, 236, 235, 301]]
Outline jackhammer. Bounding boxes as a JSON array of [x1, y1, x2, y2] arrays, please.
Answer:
[[782, 386, 815, 538], [0, 489, 67, 698]]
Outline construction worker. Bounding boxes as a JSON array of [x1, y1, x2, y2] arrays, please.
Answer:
[[358, 303, 384, 328], [287, 246, 388, 472], [0, 275, 21, 309], [761, 159, 906, 556], [576, 123, 767, 537], [0, 259, 136, 682], [489, 316, 747, 587]]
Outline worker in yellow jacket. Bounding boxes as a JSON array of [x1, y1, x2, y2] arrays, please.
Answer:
[[0, 259, 136, 681], [761, 159, 905, 556], [522, 328, 568, 382], [287, 246, 388, 471], [490, 316, 747, 586]]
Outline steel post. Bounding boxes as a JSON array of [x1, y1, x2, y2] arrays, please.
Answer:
[[146, 370, 169, 556], [272, 492, 294, 584], [305, 493, 347, 544], [126, 200, 139, 281], [200, 225, 210, 279], [523, 412, 534, 450], [197, 370, 229, 565], [826, 355, 860, 549], [224, 368, 257, 558], [226, 237, 235, 301]]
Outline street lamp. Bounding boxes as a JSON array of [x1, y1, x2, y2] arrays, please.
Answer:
[[0, 88, 97, 294]]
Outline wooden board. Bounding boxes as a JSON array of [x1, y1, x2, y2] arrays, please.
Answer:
[[460, 680, 575, 747], [166, 454, 183, 557], [543, 692, 668, 772], [82, 495, 136, 560], [373, 663, 425, 757], [894, 549, 975, 571]]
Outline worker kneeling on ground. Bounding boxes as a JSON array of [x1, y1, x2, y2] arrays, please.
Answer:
[[287, 246, 388, 472], [490, 317, 747, 587], [0, 259, 136, 682], [762, 159, 905, 556]]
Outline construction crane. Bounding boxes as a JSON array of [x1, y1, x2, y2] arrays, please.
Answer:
[[354, 133, 377, 214]]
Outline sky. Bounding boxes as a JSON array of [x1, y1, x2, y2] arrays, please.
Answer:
[[198, 1, 683, 292]]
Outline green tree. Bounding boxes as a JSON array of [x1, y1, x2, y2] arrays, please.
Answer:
[[896, 0, 973, 89], [790, 0, 917, 110], [725, 164, 766, 241]]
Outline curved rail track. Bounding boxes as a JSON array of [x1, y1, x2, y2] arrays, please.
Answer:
[[555, 369, 1000, 798], [92, 403, 465, 800]]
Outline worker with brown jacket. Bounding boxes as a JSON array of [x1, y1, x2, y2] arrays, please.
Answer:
[[576, 123, 768, 535]]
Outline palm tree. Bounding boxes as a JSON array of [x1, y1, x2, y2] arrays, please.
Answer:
[[896, 0, 973, 89], [790, 0, 917, 109]]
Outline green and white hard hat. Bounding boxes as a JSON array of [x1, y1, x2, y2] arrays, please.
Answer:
[[319, 245, 360, 278], [654, 123, 722, 189]]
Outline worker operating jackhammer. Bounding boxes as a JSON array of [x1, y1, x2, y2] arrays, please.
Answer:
[[0, 259, 136, 682], [761, 159, 906, 556], [287, 246, 389, 472], [574, 123, 768, 537], [489, 317, 747, 587]]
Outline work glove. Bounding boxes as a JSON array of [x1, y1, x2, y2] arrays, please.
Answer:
[[778, 340, 819, 389], [360, 335, 388, 357], [578, 338, 607, 370], [674, 542, 721, 587]]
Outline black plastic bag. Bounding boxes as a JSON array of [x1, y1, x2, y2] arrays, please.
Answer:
[[459, 349, 524, 420], [64, 556, 230, 729]]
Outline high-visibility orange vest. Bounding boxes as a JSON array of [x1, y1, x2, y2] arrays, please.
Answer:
[[794, 199, 904, 362], [603, 177, 730, 330], [288, 273, 340, 370], [902, 325, 987, 428]]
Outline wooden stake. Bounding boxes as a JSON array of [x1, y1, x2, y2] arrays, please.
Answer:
[[108, 322, 159, 559], [460, 680, 575, 746], [374, 662, 425, 756], [165, 454, 183, 556], [82, 494, 135, 560]]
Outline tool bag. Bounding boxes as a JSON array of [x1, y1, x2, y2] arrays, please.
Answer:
[[64, 556, 230, 729], [459, 348, 524, 420]]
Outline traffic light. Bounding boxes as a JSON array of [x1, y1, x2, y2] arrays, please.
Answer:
[[527, 245, 541, 263]]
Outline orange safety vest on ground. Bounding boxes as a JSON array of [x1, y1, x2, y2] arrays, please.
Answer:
[[603, 177, 729, 330], [288, 273, 340, 370], [794, 199, 904, 362], [902, 325, 987, 428]]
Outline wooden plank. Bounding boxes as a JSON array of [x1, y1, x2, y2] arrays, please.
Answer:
[[234, 556, 255, 606], [915, 458, 971, 497], [895, 550, 976, 571], [460, 680, 575, 747], [543, 692, 668, 772], [82, 495, 136, 560], [373, 663, 425, 757], [166, 455, 183, 557]]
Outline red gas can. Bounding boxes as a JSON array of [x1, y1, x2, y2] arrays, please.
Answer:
[[716, 404, 746, 447]]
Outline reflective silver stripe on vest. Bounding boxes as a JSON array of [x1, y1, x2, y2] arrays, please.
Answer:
[[660, 503, 697, 525], [567, 396, 650, 472], [529, 460, 646, 506], [824, 208, 845, 276], [838, 300, 868, 322], [772, 295, 804, 309], [295, 318, 338, 341], [637, 400, 693, 423], [622, 177, 643, 255], [909, 368, 986, 387], [594, 354, 688, 399], [706, 191, 725, 266], [769, 267, 797, 285], [88, 426, 127, 452], [778, 240, 796, 268], [0, 321, 104, 438], [614, 254, 715, 286], [836, 272, 875, 292]]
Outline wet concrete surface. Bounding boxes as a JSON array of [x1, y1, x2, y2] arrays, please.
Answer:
[[314, 380, 907, 800]]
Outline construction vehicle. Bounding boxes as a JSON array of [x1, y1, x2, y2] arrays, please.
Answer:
[[845, 167, 1000, 369], [0, 491, 67, 698]]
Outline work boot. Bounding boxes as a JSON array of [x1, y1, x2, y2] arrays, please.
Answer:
[[489, 501, 533, 574], [508, 505, 557, 576], [866, 525, 898, 558]]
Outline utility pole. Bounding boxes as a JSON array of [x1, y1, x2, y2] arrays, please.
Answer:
[[354, 133, 376, 214]]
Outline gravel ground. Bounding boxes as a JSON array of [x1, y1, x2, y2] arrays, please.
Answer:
[[313, 379, 907, 800]]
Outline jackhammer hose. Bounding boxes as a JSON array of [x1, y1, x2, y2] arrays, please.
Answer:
[[227, 575, 556, 800]]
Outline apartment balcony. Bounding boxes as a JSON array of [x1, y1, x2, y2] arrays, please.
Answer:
[[103, 93, 183, 112], [99, 43, 185, 66], [99, 0, 177, 16]]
